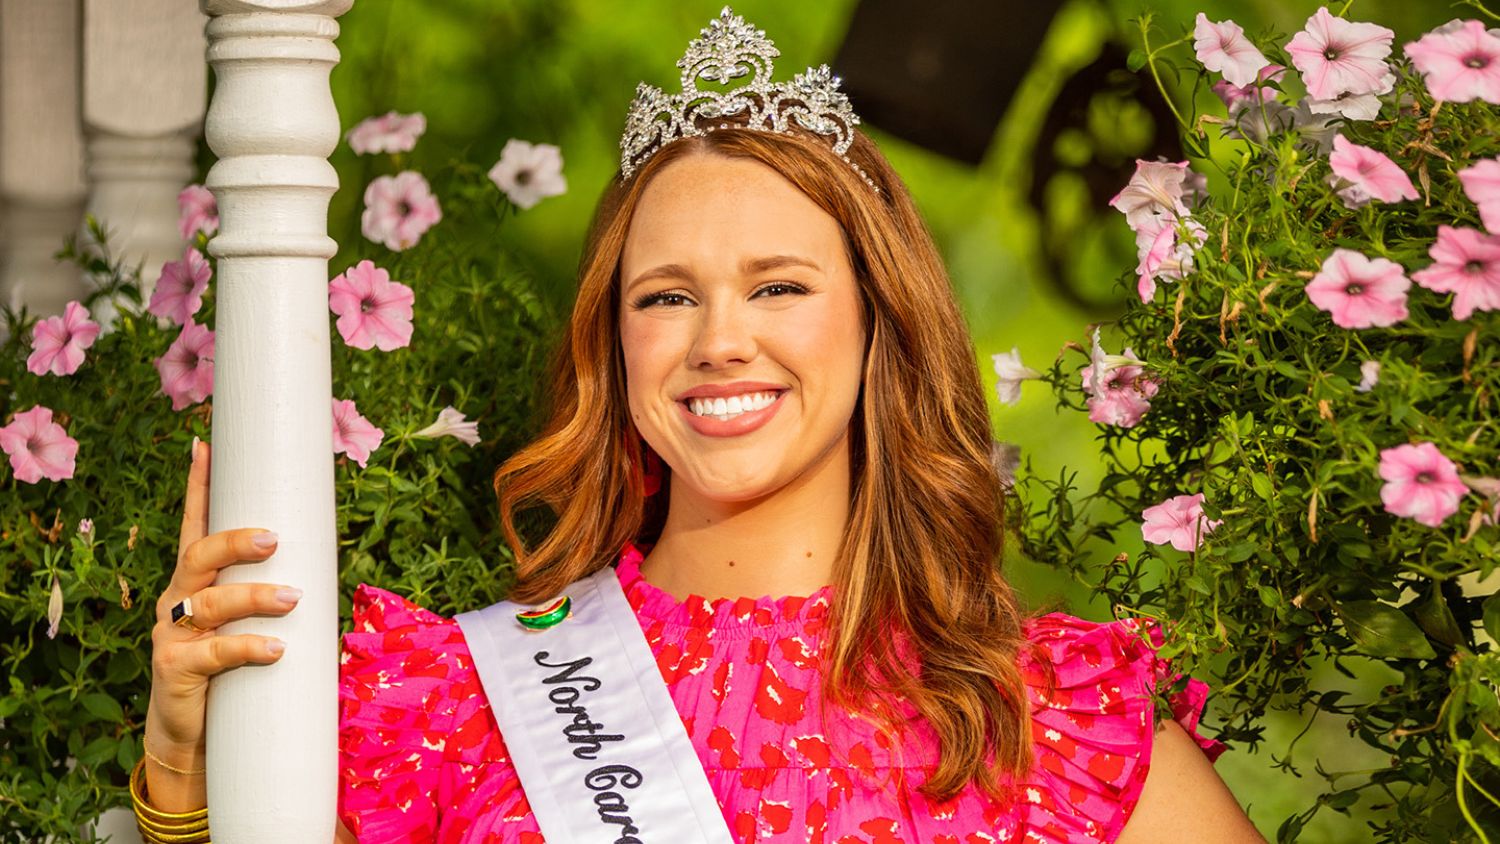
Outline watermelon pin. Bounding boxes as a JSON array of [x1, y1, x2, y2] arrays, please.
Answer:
[[515, 595, 572, 630]]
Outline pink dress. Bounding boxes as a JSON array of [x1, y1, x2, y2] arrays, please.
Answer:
[[338, 544, 1225, 843]]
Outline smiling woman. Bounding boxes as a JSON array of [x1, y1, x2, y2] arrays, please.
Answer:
[[135, 7, 1263, 844]]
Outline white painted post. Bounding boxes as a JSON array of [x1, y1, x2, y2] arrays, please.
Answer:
[[0, 0, 88, 321], [81, 0, 207, 323], [199, 1, 352, 840]]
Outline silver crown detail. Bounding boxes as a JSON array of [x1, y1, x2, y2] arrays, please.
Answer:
[[619, 7, 875, 190]]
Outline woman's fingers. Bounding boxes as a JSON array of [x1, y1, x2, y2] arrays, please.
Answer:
[[178, 438, 212, 558], [158, 632, 288, 684], [161, 528, 279, 616], [166, 582, 302, 633]]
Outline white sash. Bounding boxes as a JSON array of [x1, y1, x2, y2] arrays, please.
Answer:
[[456, 566, 735, 844]]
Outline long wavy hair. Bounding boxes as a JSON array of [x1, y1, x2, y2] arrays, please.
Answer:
[[494, 121, 1032, 800]]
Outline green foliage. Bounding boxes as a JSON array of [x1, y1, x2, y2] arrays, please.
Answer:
[[0, 157, 557, 838], [1012, 10, 1500, 844]]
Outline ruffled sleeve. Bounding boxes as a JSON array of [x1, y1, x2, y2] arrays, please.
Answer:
[[337, 583, 471, 843], [1018, 613, 1226, 843]]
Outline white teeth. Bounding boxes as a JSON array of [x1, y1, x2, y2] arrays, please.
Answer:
[[685, 390, 781, 420]]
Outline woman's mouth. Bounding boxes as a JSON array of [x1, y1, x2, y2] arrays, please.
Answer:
[[677, 389, 786, 437]]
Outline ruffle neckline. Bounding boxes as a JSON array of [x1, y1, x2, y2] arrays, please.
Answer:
[[615, 541, 833, 633]]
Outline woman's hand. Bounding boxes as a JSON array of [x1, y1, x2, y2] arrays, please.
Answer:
[[141, 437, 302, 812]]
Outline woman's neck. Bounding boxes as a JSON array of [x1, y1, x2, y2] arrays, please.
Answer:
[[640, 436, 851, 602]]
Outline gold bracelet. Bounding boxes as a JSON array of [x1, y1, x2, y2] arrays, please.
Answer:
[[130, 757, 211, 843], [144, 742, 207, 776]]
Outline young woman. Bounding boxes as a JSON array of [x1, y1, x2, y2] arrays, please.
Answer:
[[138, 9, 1265, 843]]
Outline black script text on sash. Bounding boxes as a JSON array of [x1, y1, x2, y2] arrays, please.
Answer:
[[587, 764, 645, 844], [534, 651, 626, 760], [534, 651, 644, 843]]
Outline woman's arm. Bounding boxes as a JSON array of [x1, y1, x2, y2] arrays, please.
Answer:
[[1116, 720, 1267, 843], [336, 819, 356, 843]]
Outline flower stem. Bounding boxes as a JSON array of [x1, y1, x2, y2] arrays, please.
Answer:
[[1139, 20, 1192, 135], [1460, 0, 1500, 23], [1457, 753, 1493, 844]]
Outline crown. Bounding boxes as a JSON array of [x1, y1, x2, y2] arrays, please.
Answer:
[[618, 7, 875, 190]]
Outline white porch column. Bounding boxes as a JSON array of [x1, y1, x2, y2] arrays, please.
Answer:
[[81, 0, 207, 323], [0, 0, 87, 321], [199, 1, 352, 840]]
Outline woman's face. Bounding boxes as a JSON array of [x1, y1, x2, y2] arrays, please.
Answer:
[[619, 152, 867, 504]]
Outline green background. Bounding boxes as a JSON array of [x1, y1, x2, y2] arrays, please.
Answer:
[[312, 1, 1458, 839]]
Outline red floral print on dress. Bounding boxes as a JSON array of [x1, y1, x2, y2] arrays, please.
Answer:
[[338, 543, 1225, 842]]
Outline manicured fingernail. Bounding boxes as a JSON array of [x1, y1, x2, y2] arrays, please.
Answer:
[[191, 436, 200, 463], [275, 587, 303, 604], [252, 531, 278, 549], [267, 639, 286, 656]]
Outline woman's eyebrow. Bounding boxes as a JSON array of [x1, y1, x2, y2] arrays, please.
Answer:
[[742, 255, 821, 274], [625, 262, 694, 292], [625, 255, 821, 292]]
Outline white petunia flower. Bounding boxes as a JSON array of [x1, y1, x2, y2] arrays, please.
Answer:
[[991, 347, 1041, 406], [412, 405, 481, 447], [488, 139, 568, 210]]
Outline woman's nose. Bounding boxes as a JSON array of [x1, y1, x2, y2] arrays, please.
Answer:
[[687, 302, 756, 369]]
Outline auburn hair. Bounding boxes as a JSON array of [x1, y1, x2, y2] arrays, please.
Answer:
[[494, 121, 1032, 800]]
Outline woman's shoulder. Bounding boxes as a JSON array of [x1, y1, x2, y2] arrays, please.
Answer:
[[1013, 611, 1226, 842]]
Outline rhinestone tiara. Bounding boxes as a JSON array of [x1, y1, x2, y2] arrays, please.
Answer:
[[618, 7, 876, 191]]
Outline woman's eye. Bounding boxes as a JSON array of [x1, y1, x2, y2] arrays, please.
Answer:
[[632, 291, 693, 309], [753, 282, 809, 298]]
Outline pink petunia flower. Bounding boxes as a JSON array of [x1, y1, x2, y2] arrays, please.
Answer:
[[1458, 158, 1500, 233], [177, 184, 218, 240], [332, 398, 384, 468], [1134, 216, 1206, 303], [1194, 14, 1271, 87], [1306, 71, 1394, 121], [487, 139, 569, 210], [1286, 7, 1396, 102], [1109, 159, 1193, 232], [1141, 493, 1224, 553], [328, 260, 414, 351], [413, 405, 482, 446], [0, 406, 79, 483], [1378, 442, 1469, 527], [77, 518, 95, 542], [1404, 20, 1500, 104], [1356, 360, 1381, 393], [26, 301, 101, 377], [1080, 331, 1157, 427], [360, 171, 442, 252], [990, 348, 1041, 407], [1305, 249, 1411, 329], [345, 110, 427, 155], [148, 247, 212, 326], [1213, 64, 1285, 111], [1411, 225, 1500, 321], [154, 321, 215, 410], [1327, 135, 1418, 208]]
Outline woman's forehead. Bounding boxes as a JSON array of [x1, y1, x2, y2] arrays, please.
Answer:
[[621, 154, 845, 278]]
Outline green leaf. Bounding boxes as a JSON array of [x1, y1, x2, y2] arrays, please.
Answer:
[[1250, 473, 1274, 501], [1483, 594, 1500, 643], [1414, 588, 1464, 648], [1336, 600, 1437, 660], [80, 692, 124, 723], [1126, 48, 1147, 72]]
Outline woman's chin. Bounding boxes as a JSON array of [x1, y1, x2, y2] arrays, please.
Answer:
[[673, 469, 785, 505]]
